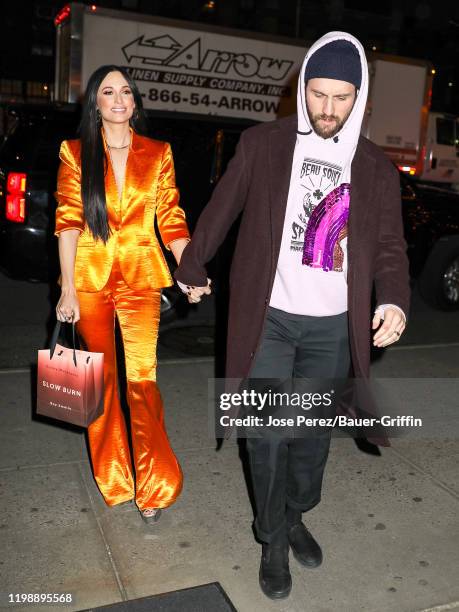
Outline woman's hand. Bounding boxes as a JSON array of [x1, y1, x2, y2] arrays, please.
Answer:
[[187, 280, 212, 303], [56, 287, 80, 323]]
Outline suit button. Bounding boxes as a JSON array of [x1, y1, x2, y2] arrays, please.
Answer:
[[250, 352, 255, 358], [264, 298, 268, 304]]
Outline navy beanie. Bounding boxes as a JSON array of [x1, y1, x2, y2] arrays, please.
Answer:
[[304, 40, 361, 88]]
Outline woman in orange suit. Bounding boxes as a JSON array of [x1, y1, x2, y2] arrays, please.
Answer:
[[55, 65, 194, 523]]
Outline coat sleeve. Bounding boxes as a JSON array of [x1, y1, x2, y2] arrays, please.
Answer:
[[373, 164, 411, 319], [54, 140, 85, 235], [174, 130, 250, 287], [156, 142, 190, 249]]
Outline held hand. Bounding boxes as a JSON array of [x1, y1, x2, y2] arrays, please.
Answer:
[[187, 279, 212, 304], [56, 287, 80, 323], [372, 307, 406, 347]]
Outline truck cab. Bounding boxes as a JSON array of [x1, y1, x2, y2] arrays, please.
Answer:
[[421, 112, 459, 185]]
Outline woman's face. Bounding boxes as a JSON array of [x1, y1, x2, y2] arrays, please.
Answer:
[[96, 71, 135, 125]]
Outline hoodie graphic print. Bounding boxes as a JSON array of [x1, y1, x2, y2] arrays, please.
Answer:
[[270, 32, 369, 316], [296, 161, 349, 271]]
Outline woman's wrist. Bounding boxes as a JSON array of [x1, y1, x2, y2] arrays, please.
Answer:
[[168, 237, 190, 249], [60, 283, 77, 294], [169, 237, 191, 265]]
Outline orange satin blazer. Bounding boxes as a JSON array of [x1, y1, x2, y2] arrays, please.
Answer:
[[55, 132, 190, 292]]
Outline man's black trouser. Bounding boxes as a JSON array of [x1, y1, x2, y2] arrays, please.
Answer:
[[246, 306, 350, 543]]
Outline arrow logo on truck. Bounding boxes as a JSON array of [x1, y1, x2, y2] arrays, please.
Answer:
[[122, 34, 293, 81], [122, 35, 182, 64]]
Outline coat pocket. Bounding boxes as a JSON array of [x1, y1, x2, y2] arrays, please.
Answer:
[[142, 194, 157, 229], [136, 233, 154, 246]]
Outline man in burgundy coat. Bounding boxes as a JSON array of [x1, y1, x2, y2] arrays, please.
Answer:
[[175, 32, 410, 599]]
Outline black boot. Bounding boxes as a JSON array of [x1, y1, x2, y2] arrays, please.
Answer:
[[259, 531, 292, 599], [287, 507, 322, 568]]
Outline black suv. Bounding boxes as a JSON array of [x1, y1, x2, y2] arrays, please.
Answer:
[[1, 104, 459, 310], [401, 179, 459, 310], [0, 104, 79, 281]]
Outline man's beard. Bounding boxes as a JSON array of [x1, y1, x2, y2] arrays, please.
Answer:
[[307, 106, 352, 139]]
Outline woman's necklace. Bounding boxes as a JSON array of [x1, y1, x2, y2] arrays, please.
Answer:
[[102, 125, 131, 150]]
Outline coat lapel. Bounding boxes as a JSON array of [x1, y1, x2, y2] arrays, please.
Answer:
[[268, 117, 297, 266], [347, 138, 376, 376], [102, 136, 120, 215], [123, 131, 148, 200], [348, 138, 376, 247], [104, 130, 149, 207]]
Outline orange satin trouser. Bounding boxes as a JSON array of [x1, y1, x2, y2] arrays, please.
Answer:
[[76, 257, 182, 510]]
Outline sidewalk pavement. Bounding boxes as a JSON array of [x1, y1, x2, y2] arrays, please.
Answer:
[[1, 347, 459, 612]]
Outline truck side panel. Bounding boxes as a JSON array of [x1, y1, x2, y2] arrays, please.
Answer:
[[364, 60, 428, 169], [80, 9, 306, 122]]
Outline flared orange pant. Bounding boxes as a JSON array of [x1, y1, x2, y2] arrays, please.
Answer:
[[76, 257, 182, 510]]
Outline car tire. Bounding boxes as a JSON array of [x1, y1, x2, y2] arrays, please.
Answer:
[[160, 287, 183, 325], [418, 239, 459, 310]]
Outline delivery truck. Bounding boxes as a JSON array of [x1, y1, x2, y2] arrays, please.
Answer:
[[54, 2, 457, 186], [363, 59, 459, 185], [422, 112, 459, 185]]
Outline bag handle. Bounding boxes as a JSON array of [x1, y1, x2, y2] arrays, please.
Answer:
[[50, 320, 77, 366]]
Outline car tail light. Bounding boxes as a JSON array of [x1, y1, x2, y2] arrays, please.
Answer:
[[398, 165, 416, 176], [6, 172, 27, 223], [54, 4, 71, 26]]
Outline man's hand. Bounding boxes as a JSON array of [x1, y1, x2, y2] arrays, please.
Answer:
[[372, 307, 406, 347], [186, 279, 212, 303]]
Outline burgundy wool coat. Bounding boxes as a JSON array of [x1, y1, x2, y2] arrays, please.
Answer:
[[175, 114, 410, 442]]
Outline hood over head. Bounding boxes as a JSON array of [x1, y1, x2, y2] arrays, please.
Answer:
[[297, 31, 369, 144]]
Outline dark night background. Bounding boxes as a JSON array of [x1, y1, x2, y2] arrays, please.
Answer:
[[1, 0, 458, 113], [1, 3, 459, 609]]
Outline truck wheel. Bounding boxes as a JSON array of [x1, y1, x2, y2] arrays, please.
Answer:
[[418, 240, 459, 310]]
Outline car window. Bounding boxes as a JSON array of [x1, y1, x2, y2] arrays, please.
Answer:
[[0, 110, 79, 172], [436, 117, 455, 147]]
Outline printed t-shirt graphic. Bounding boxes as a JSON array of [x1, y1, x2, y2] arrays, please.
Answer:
[[287, 156, 349, 272]]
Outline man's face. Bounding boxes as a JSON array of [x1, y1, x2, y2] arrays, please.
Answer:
[[306, 78, 357, 139]]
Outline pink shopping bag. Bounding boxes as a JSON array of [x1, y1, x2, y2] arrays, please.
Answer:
[[37, 321, 104, 427]]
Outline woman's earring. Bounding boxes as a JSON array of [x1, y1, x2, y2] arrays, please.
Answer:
[[96, 108, 101, 122]]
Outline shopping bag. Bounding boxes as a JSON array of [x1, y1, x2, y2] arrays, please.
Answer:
[[37, 321, 104, 427]]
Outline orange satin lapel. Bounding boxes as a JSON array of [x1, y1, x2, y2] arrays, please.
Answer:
[[124, 131, 148, 198], [104, 156, 121, 218]]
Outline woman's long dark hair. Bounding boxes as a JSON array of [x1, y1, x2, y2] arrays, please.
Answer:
[[79, 65, 148, 242]]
